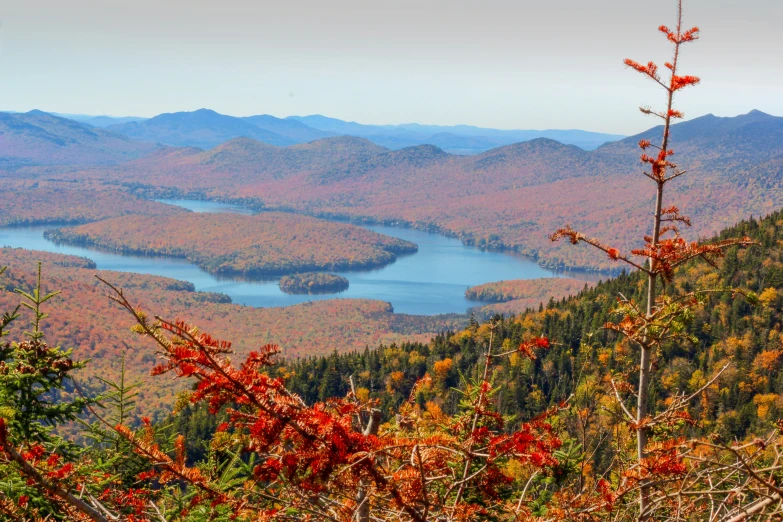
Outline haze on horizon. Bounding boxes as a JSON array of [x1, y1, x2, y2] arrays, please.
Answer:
[[1, 0, 780, 135]]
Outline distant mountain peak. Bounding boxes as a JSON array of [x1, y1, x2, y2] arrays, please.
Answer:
[[212, 136, 278, 152], [492, 137, 585, 155], [369, 143, 450, 169], [246, 113, 284, 122], [525, 137, 575, 147], [595, 110, 783, 158], [107, 110, 296, 149], [738, 109, 778, 122], [295, 135, 387, 153], [393, 143, 449, 158]]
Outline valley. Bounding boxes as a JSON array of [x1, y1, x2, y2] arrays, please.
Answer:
[[0, 199, 587, 315], [2, 108, 779, 370]]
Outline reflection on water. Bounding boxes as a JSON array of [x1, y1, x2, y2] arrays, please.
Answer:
[[0, 200, 602, 315]]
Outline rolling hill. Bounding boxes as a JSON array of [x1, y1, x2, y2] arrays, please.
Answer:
[[0, 180, 185, 226], [81, 136, 388, 193], [0, 110, 159, 167]]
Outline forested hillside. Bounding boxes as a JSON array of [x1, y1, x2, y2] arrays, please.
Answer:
[[0, 249, 461, 418], [0, 180, 185, 226], [0, 110, 159, 167], [74, 135, 388, 192], [274, 209, 782, 440], [465, 277, 591, 316]]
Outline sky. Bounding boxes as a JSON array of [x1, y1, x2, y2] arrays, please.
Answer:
[[1, 0, 781, 135]]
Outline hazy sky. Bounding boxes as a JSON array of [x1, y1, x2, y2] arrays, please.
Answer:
[[1, 0, 781, 134]]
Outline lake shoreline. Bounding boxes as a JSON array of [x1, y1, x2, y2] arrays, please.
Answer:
[[1, 200, 598, 316], [43, 216, 419, 279], [151, 196, 611, 281]]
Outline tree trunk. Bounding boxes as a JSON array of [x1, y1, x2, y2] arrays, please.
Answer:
[[638, 181, 664, 519], [355, 409, 381, 522]]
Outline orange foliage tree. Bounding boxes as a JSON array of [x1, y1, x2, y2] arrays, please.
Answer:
[[549, 1, 781, 520]]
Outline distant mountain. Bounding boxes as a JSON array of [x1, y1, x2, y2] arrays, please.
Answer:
[[54, 108, 623, 153], [423, 133, 502, 154], [605, 110, 783, 166], [54, 113, 148, 128], [107, 109, 297, 149], [288, 114, 625, 152], [599, 110, 783, 186], [0, 110, 159, 167], [617, 109, 781, 145]]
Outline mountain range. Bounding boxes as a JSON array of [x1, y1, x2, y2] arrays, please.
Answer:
[[46, 108, 624, 153], [287, 114, 626, 152], [53, 113, 147, 128]]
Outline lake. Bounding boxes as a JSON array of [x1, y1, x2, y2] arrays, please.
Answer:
[[0, 200, 595, 315]]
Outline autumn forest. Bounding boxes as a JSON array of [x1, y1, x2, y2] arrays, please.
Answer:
[[1, 0, 783, 520]]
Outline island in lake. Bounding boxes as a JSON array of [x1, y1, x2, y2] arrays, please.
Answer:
[[44, 212, 418, 277], [279, 273, 349, 294]]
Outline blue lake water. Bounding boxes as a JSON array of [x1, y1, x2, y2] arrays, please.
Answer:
[[0, 199, 596, 315]]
